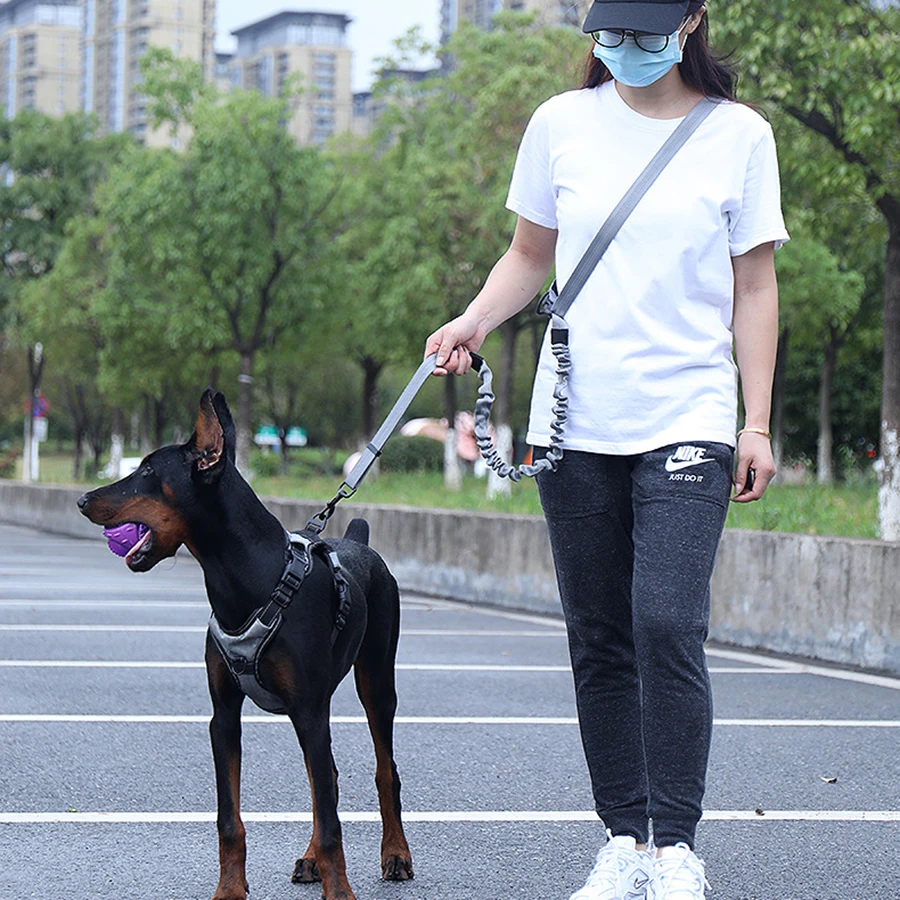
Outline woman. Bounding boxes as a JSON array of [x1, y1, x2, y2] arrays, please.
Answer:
[[425, 1, 788, 898]]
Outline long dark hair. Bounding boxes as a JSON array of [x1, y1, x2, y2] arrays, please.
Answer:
[[580, 4, 737, 101]]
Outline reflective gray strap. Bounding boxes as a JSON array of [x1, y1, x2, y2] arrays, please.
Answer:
[[549, 97, 718, 321], [343, 352, 440, 491]]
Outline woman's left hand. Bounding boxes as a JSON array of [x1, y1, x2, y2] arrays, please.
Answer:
[[732, 432, 776, 502]]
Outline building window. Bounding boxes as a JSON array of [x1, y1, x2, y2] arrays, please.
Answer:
[[22, 34, 37, 68], [36, 5, 81, 28]]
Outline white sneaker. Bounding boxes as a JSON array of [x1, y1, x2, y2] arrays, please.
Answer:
[[649, 843, 710, 899], [569, 831, 654, 900]]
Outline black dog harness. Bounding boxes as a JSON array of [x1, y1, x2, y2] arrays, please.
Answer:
[[207, 531, 351, 714]]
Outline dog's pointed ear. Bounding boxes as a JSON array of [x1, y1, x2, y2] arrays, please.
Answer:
[[190, 389, 226, 478], [211, 391, 236, 464]]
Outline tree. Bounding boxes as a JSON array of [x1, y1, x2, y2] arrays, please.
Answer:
[[776, 236, 865, 482], [716, 0, 900, 535], [344, 16, 585, 490], [103, 61, 337, 471], [0, 110, 129, 476]]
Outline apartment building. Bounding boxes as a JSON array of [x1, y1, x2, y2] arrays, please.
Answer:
[[81, 0, 216, 146], [0, 0, 81, 119], [441, 0, 589, 42], [226, 11, 352, 147], [351, 68, 440, 140]]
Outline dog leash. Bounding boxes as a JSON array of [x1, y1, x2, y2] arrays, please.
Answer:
[[307, 99, 719, 528], [306, 352, 443, 533]]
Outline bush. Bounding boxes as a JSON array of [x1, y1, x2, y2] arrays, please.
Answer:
[[250, 450, 281, 479], [380, 436, 443, 473], [0, 450, 17, 479]]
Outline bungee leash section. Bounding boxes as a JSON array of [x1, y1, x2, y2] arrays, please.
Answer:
[[471, 322, 570, 482]]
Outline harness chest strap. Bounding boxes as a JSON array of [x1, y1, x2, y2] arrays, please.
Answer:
[[207, 532, 352, 714]]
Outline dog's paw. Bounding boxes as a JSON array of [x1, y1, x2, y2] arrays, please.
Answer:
[[292, 857, 321, 883], [212, 889, 247, 900], [381, 855, 414, 881], [212, 878, 249, 900]]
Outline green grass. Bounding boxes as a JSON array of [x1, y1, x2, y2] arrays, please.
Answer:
[[724, 479, 879, 539], [8, 448, 880, 539], [253, 469, 546, 516]]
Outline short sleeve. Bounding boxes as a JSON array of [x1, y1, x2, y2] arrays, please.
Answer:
[[728, 124, 790, 256], [506, 103, 558, 230]]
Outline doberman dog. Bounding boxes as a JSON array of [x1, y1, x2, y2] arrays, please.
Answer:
[[77, 389, 413, 900]]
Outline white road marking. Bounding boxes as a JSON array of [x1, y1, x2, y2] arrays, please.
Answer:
[[418, 598, 900, 690], [0, 714, 897, 727], [0, 625, 208, 633], [0, 625, 564, 637], [705, 647, 900, 691], [0, 659, 799, 674], [2, 602, 897, 689], [0, 600, 208, 609], [0, 810, 895, 825]]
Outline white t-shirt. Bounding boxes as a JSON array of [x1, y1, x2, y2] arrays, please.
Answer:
[[506, 81, 789, 455]]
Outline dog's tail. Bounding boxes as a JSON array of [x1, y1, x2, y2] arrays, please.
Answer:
[[343, 518, 370, 546]]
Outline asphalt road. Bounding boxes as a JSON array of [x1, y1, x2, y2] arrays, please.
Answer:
[[0, 521, 897, 900]]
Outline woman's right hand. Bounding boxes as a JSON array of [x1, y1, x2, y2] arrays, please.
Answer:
[[425, 312, 486, 377]]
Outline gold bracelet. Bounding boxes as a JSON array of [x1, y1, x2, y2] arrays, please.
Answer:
[[737, 427, 772, 439]]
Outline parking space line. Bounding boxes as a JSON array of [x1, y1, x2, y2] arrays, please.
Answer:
[[0, 659, 801, 674], [412, 599, 900, 690], [0, 810, 896, 824], [0, 626, 565, 637], [705, 647, 900, 690], [0, 625, 209, 633], [1, 714, 897, 726], [0, 600, 208, 609]]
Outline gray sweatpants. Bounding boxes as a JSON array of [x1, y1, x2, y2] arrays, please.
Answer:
[[535, 441, 733, 848]]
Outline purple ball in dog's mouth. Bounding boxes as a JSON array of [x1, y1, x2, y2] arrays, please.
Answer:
[[103, 523, 150, 558]]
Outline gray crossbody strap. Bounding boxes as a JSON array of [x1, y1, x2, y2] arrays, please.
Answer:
[[548, 97, 718, 321]]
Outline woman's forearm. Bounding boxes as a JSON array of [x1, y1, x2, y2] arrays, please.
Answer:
[[465, 240, 556, 335], [427, 217, 557, 373], [732, 244, 779, 430]]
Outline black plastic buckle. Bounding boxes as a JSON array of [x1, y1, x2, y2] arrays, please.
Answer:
[[537, 283, 558, 317]]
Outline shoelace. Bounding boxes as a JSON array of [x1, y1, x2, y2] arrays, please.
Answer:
[[579, 830, 648, 896], [654, 846, 711, 899], [584, 840, 624, 888]]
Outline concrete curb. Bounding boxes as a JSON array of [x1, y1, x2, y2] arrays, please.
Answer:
[[1, 482, 897, 674]]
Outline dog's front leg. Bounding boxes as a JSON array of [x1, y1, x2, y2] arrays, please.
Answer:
[[290, 708, 356, 900], [207, 643, 248, 900], [292, 751, 339, 884]]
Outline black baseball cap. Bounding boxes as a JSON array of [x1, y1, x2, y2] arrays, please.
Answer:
[[582, 0, 693, 35]]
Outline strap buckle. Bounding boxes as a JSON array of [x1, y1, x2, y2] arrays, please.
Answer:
[[537, 282, 558, 317], [305, 482, 356, 535]]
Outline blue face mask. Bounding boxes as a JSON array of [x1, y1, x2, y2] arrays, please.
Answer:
[[592, 27, 685, 88]]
